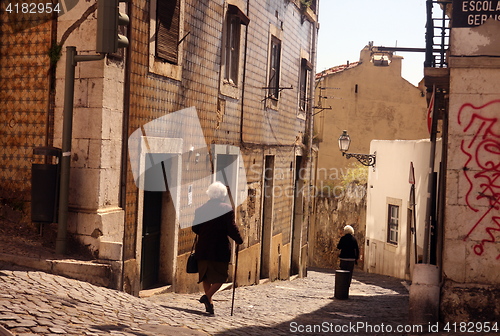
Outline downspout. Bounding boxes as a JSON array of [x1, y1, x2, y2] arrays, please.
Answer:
[[423, 85, 438, 264], [302, 8, 318, 172], [303, 3, 319, 275], [46, 12, 58, 149], [436, 99, 449, 271], [119, 0, 133, 291], [239, 0, 250, 145]]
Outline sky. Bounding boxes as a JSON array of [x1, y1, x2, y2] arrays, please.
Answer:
[[316, 0, 428, 86]]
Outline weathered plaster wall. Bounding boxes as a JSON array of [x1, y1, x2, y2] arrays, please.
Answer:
[[309, 183, 366, 269]]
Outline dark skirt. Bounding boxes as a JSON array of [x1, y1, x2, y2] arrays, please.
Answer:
[[197, 259, 229, 284]]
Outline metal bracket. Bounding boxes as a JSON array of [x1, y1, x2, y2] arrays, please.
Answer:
[[343, 151, 376, 167]]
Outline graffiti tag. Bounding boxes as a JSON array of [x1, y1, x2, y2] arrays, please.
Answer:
[[458, 100, 500, 260]]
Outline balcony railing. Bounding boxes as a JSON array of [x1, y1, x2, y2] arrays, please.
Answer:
[[425, 0, 451, 68]]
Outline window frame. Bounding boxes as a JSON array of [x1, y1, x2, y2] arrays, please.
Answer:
[[299, 57, 312, 114], [219, 3, 249, 98], [224, 14, 241, 85], [387, 204, 400, 245], [268, 35, 282, 101]]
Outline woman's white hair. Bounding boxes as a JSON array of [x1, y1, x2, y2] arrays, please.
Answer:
[[344, 225, 355, 235], [206, 181, 228, 200]]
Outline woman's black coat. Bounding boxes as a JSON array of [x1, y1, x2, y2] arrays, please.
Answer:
[[337, 233, 359, 260], [192, 199, 243, 262]]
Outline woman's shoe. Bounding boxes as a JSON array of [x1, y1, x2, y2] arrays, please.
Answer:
[[207, 303, 214, 315], [199, 295, 212, 313], [199, 295, 208, 304]]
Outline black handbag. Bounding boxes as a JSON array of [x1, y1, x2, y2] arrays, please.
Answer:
[[186, 236, 198, 273]]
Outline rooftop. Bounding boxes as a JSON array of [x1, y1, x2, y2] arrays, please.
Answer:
[[315, 61, 361, 80]]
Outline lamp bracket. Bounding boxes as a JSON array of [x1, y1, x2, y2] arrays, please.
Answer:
[[342, 152, 376, 167]]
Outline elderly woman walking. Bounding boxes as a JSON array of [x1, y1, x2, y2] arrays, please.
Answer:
[[337, 225, 359, 286], [192, 181, 243, 315]]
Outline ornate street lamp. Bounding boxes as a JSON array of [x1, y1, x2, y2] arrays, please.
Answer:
[[338, 130, 376, 167]]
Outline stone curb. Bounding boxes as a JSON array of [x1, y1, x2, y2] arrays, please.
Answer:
[[0, 253, 111, 287]]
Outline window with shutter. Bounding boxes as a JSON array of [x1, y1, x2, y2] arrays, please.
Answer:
[[268, 36, 281, 100], [224, 14, 241, 85], [220, 4, 249, 97], [156, 0, 180, 64], [299, 58, 312, 112]]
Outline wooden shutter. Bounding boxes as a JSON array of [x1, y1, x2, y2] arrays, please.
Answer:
[[156, 0, 180, 64]]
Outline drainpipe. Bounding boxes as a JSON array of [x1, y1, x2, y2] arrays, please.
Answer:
[[423, 85, 438, 264], [302, 4, 319, 276], [119, 1, 133, 291], [45, 14, 58, 149], [56, 47, 105, 254], [436, 98, 448, 271], [239, 0, 250, 145]]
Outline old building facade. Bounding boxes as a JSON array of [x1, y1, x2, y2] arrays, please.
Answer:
[[310, 44, 429, 268], [0, 0, 319, 295], [364, 139, 442, 280], [313, 45, 429, 189]]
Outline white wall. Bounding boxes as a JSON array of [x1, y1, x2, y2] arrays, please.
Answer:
[[365, 139, 441, 279]]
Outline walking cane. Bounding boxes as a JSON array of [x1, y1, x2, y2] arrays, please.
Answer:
[[219, 169, 239, 316], [231, 243, 239, 316]]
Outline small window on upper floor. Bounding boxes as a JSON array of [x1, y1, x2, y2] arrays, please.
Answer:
[[268, 36, 282, 100], [156, 0, 180, 65], [299, 58, 313, 113], [225, 14, 241, 85], [223, 4, 249, 86], [387, 204, 399, 245]]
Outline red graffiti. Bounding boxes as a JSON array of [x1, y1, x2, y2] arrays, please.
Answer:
[[458, 100, 500, 260], [472, 217, 500, 257]]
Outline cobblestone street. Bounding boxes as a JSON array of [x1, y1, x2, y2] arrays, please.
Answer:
[[147, 268, 410, 336], [0, 261, 421, 336]]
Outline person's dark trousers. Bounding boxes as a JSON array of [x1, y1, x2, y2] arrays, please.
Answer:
[[339, 258, 356, 286]]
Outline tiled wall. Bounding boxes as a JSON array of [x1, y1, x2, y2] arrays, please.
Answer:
[[0, 4, 55, 201], [124, 0, 314, 261]]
